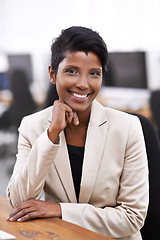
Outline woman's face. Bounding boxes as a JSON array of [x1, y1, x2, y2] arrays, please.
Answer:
[[49, 51, 102, 114]]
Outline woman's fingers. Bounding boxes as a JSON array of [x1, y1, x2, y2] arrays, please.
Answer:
[[65, 109, 73, 123], [7, 201, 35, 222], [8, 207, 35, 222], [65, 110, 79, 126], [7, 199, 62, 222], [58, 99, 79, 125], [72, 111, 79, 126], [50, 99, 80, 136]]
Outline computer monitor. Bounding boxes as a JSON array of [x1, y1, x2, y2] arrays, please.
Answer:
[[7, 54, 33, 84], [103, 51, 147, 89]]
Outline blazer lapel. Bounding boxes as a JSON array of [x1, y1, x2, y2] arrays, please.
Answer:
[[79, 100, 109, 203], [53, 131, 77, 203], [46, 109, 77, 203]]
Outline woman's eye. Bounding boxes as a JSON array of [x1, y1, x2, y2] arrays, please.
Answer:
[[90, 71, 101, 77], [66, 69, 77, 74]]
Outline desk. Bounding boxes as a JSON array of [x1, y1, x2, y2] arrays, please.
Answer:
[[0, 196, 113, 240]]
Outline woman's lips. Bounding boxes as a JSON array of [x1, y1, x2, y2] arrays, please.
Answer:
[[69, 91, 90, 99]]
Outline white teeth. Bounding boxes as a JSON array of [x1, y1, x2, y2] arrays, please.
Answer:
[[71, 92, 87, 98]]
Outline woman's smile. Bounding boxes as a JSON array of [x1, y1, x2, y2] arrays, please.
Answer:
[[70, 92, 88, 99], [69, 91, 91, 99]]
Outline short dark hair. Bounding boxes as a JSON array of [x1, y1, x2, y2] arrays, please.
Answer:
[[50, 26, 108, 75]]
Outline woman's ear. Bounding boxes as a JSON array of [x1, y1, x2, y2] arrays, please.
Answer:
[[48, 65, 56, 84]]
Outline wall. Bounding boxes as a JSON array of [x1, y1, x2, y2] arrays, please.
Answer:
[[1, 0, 160, 92]]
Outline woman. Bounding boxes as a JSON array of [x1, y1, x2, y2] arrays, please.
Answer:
[[6, 26, 149, 240]]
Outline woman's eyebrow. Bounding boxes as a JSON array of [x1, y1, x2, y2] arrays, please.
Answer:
[[91, 67, 102, 71], [64, 65, 79, 70]]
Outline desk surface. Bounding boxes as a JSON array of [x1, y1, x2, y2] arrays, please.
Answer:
[[0, 196, 113, 240]]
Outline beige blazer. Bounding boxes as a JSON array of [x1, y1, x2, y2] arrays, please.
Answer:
[[6, 100, 149, 240]]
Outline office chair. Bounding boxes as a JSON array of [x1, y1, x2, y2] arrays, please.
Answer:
[[9, 69, 38, 128], [129, 112, 160, 240], [0, 69, 38, 160], [0, 69, 38, 130], [150, 90, 160, 139]]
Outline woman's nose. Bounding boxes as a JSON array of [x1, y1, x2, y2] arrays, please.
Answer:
[[76, 76, 89, 89]]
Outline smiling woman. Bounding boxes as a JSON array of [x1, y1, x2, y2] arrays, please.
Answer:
[[6, 26, 149, 240]]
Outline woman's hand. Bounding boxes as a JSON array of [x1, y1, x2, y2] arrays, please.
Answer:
[[7, 199, 62, 222], [48, 100, 79, 143]]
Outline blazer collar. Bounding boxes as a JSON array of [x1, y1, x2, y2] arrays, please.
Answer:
[[48, 100, 109, 203], [79, 100, 108, 203]]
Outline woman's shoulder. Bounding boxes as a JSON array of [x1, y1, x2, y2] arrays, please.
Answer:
[[91, 100, 140, 133], [24, 106, 53, 121], [17, 106, 53, 145], [19, 106, 53, 132], [94, 100, 137, 122]]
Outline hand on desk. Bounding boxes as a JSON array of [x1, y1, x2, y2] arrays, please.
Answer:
[[6, 199, 62, 222]]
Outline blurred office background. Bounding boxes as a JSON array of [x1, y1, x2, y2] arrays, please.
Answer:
[[0, 0, 160, 196]]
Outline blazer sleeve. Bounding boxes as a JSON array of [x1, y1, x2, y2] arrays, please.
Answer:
[[6, 116, 60, 207], [60, 116, 149, 239]]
